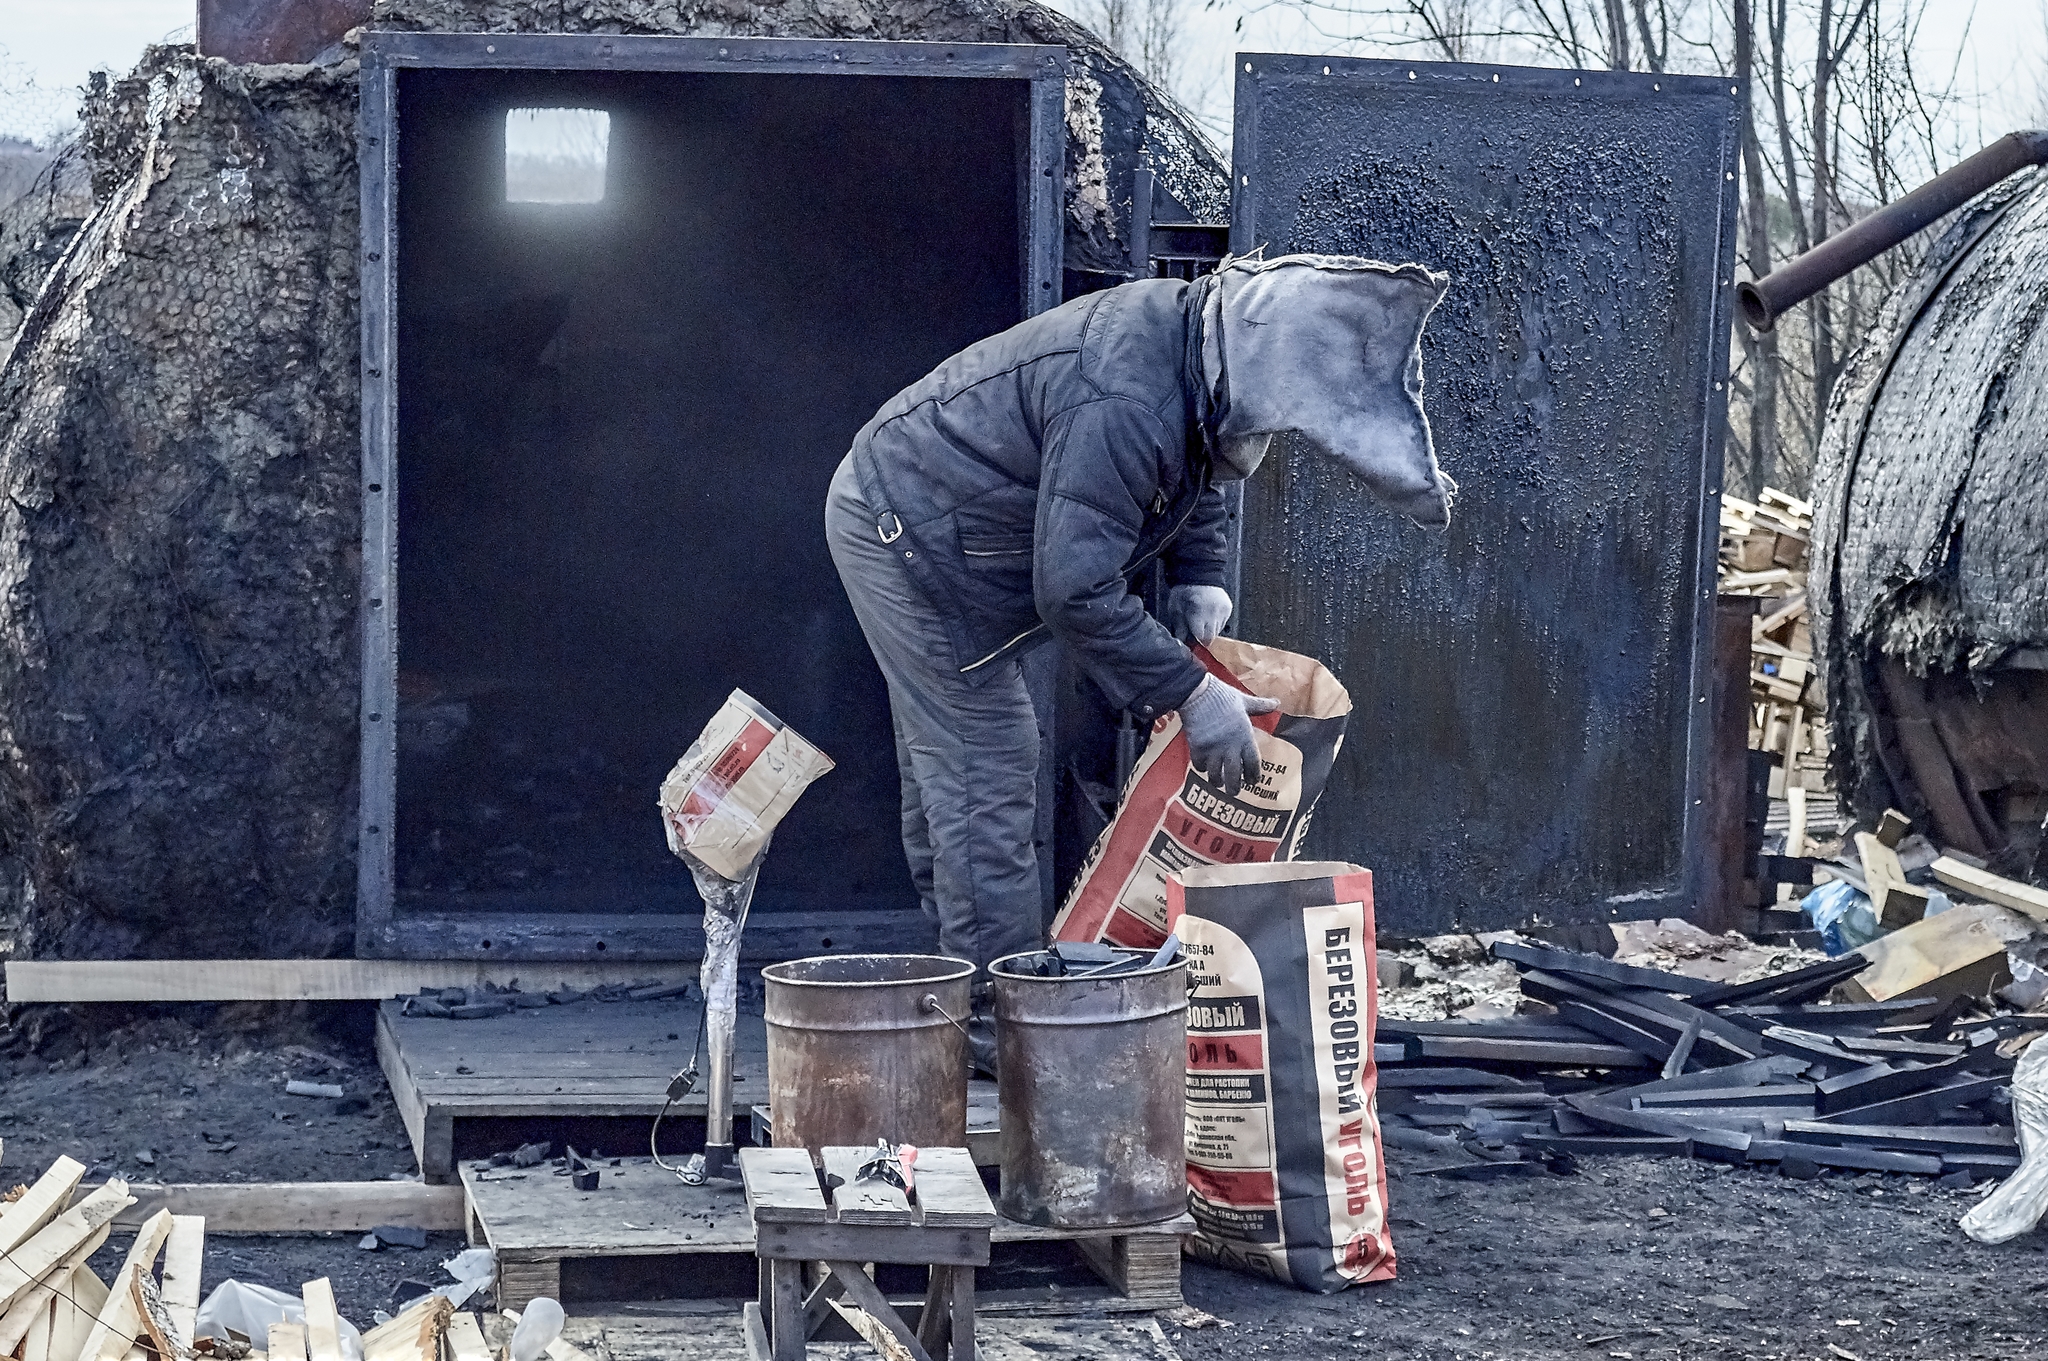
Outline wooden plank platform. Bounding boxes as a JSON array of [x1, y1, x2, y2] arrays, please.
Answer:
[[485, 1310, 1182, 1361], [378, 999, 1001, 1182], [464, 1158, 1191, 1316]]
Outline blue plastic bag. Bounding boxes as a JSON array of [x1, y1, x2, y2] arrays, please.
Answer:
[[1802, 879, 1881, 956]]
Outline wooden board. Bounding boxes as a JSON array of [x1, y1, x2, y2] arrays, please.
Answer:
[[0, 1158, 86, 1254], [378, 999, 768, 1182], [1844, 901, 2033, 1005], [1931, 856, 2048, 924], [115, 1184, 463, 1234], [301, 1279, 343, 1361], [735, 1149, 828, 1225], [3, 960, 699, 1003], [160, 1216, 205, 1349]]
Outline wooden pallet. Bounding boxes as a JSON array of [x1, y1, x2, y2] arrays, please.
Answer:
[[486, 1309, 1181, 1361], [463, 1158, 1189, 1316], [375, 996, 763, 1182], [377, 998, 1001, 1182]]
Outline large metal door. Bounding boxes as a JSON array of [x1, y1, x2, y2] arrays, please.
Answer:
[[1230, 58, 1740, 935]]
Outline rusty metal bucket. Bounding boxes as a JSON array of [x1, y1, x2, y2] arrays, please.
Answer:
[[763, 954, 973, 1155], [989, 949, 1188, 1228]]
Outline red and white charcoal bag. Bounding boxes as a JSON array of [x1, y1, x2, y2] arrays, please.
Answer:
[[1051, 636, 1352, 950], [1168, 861, 1395, 1292]]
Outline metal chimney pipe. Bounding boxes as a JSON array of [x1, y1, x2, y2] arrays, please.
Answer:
[[1737, 130, 2048, 332]]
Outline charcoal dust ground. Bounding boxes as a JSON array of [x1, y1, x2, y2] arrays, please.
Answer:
[[3, 1001, 2045, 1358]]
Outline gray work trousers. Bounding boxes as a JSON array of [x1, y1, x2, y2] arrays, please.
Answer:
[[826, 454, 1044, 974]]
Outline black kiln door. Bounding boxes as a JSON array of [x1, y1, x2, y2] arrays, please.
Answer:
[[1227, 57, 1740, 936]]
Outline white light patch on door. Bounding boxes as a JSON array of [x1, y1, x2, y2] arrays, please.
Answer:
[[505, 107, 609, 203]]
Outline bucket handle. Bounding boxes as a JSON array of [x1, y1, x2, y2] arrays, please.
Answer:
[[920, 993, 971, 1037]]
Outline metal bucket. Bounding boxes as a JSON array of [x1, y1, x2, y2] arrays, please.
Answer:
[[763, 953, 973, 1154], [990, 949, 1188, 1228]]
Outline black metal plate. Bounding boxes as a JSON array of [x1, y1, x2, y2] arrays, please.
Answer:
[[1230, 57, 1739, 935]]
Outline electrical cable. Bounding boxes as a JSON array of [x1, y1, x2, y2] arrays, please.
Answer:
[[650, 992, 711, 1184]]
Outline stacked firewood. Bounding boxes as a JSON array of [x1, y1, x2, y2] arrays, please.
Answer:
[[0, 1157, 200, 1361], [1721, 489, 1832, 849], [0, 1154, 466, 1361]]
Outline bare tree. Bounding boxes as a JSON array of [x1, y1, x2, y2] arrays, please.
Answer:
[[1065, 0, 1216, 114], [1238, 0, 1977, 498]]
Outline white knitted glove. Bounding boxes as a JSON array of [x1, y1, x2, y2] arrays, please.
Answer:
[[1177, 673, 1281, 796], [1165, 584, 1234, 644]]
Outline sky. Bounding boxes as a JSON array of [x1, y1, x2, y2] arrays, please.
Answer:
[[0, 0, 2043, 153]]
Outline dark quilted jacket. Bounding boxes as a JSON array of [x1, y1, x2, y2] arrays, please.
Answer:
[[848, 277, 1226, 721]]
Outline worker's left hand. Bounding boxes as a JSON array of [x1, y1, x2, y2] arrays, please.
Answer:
[[1165, 585, 1233, 644]]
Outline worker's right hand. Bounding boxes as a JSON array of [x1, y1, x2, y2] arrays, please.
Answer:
[[1177, 673, 1280, 797]]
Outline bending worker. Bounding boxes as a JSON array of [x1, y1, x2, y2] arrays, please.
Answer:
[[826, 253, 1452, 1066]]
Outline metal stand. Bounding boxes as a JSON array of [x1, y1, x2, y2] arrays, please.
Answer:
[[739, 1146, 994, 1361]]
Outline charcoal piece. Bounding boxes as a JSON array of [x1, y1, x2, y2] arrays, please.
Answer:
[[509, 992, 551, 1009], [1815, 1056, 1965, 1115], [1405, 1035, 1652, 1068], [1563, 1094, 1753, 1154], [1378, 1017, 1610, 1042], [1413, 1160, 1538, 1180], [1781, 1120, 2016, 1153], [1780, 1157, 1822, 1179], [1833, 1034, 1964, 1060], [1551, 1108, 1602, 1135], [450, 1002, 511, 1020], [1408, 1091, 1558, 1110], [1743, 1140, 1942, 1175], [1524, 1134, 1687, 1156], [1489, 940, 1714, 996], [1604, 986, 1769, 1057], [1375, 1067, 1541, 1091], [506, 1140, 553, 1167], [1721, 1000, 1930, 1033], [1601, 1054, 1810, 1106], [1634, 1083, 1816, 1110], [1822, 1075, 2004, 1125], [1552, 1000, 1675, 1064], [1634, 1106, 1812, 1129], [1938, 1169, 1977, 1188], [1661, 1015, 1704, 1077], [1519, 972, 1755, 1063], [547, 988, 588, 1004], [390, 1280, 438, 1308], [1381, 1126, 1467, 1155], [371, 1224, 428, 1249], [1686, 955, 1870, 1008], [1755, 1026, 1863, 1073]]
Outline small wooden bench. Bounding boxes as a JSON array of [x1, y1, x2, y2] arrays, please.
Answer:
[[739, 1146, 996, 1361]]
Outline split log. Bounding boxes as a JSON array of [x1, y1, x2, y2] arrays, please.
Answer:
[[77, 1206, 173, 1361], [0, 1182, 133, 1313]]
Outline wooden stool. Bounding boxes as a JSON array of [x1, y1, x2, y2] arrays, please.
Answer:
[[739, 1145, 995, 1361]]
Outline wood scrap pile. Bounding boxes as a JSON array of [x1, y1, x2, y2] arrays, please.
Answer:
[[1720, 488, 1831, 847], [1375, 940, 2023, 1181], [261, 1288, 453, 1361], [0, 1155, 477, 1361], [0, 1156, 199, 1361]]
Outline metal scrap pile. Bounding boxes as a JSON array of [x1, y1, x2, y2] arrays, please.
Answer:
[[1374, 939, 2028, 1182]]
